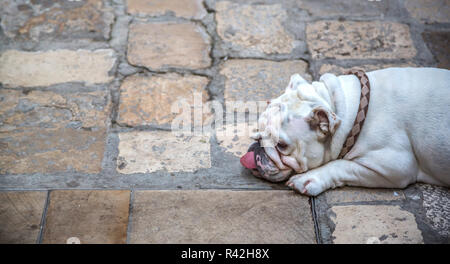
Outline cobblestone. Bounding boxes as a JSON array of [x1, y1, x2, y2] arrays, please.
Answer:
[[307, 21, 416, 59], [405, 0, 450, 24], [331, 205, 423, 244], [127, 22, 211, 70], [0, 89, 110, 130], [215, 1, 298, 57], [422, 31, 450, 69], [221, 59, 311, 103], [0, 89, 110, 174], [117, 73, 210, 127], [318, 63, 418, 76], [0, 49, 116, 88], [0, 0, 114, 42], [127, 0, 207, 19], [0, 128, 107, 174]]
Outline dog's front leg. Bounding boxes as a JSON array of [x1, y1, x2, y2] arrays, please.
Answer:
[[286, 159, 394, 196]]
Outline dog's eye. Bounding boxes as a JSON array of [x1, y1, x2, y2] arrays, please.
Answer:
[[277, 142, 288, 150]]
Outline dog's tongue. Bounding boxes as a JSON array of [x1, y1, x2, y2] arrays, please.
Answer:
[[240, 151, 256, 169]]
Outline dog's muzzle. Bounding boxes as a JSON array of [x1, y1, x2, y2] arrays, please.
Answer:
[[240, 141, 292, 182]]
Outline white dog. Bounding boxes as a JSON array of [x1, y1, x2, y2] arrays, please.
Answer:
[[241, 67, 450, 196]]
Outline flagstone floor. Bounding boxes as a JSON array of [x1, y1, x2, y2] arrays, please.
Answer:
[[0, 0, 449, 244]]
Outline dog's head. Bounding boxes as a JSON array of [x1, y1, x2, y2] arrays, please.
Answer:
[[240, 73, 341, 182]]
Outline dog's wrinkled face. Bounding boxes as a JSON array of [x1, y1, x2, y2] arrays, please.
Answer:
[[241, 74, 341, 182]]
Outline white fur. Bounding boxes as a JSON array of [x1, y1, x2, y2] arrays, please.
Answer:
[[258, 67, 450, 196]]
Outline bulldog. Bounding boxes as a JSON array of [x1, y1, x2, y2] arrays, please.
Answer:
[[240, 67, 450, 196]]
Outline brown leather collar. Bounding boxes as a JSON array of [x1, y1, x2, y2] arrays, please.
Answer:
[[338, 69, 371, 159]]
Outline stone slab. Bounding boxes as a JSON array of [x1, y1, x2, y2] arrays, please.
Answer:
[[0, 0, 114, 41], [0, 128, 107, 174], [42, 190, 130, 244], [331, 205, 423, 244], [325, 187, 404, 205], [298, 0, 389, 17], [0, 191, 47, 244], [129, 190, 316, 243]]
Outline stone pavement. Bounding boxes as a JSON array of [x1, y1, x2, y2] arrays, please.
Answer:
[[0, 0, 449, 244]]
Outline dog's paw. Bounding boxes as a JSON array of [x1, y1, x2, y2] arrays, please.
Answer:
[[286, 174, 325, 196]]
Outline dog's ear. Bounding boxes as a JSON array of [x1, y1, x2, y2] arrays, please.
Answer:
[[307, 106, 341, 139], [286, 73, 309, 91]]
